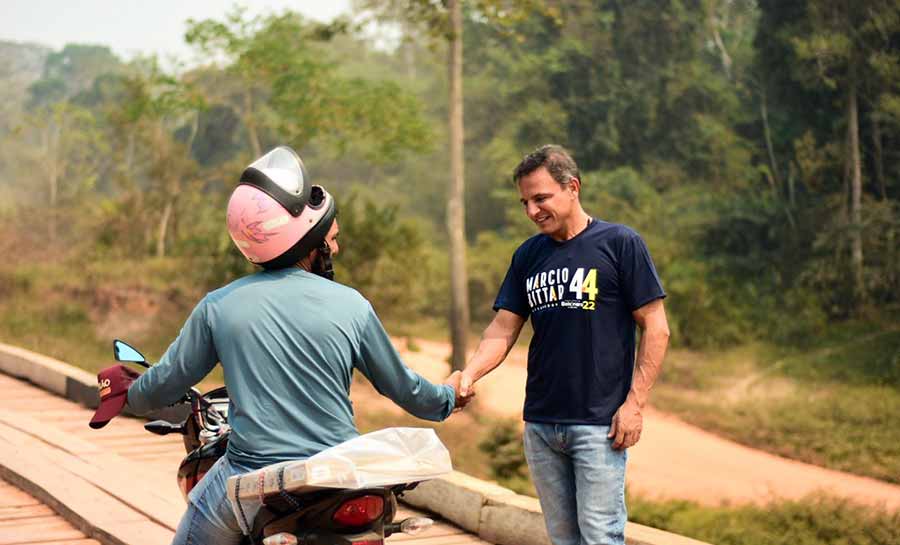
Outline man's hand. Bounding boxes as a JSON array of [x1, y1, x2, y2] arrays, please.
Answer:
[[608, 397, 643, 450], [459, 371, 474, 398], [444, 371, 475, 412]]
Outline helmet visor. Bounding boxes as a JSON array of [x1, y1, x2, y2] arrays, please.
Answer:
[[240, 146, 311, 217]]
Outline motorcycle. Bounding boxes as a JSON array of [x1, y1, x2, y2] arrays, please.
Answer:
[[103, 339, 443, 545]]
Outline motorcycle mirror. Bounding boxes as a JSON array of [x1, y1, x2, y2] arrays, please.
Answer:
[[144, 420, 186, 436], [113, 339, 149, 367]]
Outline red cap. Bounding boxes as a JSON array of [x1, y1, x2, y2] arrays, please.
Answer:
[[89, 365, 139, 429]]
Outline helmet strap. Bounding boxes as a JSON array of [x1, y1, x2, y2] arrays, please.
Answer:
[[312, 241, 335, 281]]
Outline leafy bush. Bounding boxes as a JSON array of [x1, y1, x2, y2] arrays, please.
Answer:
[[477, 419, 533, 494], [628, 494, 900, 545], [334, 192, 446, 325]]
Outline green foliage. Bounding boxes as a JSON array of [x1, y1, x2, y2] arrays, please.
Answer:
[[184, 9, 431, 161], [334, 192, 444, 323], [27, 44, 122, 109], [467, 230, 521, 321], [477, 419, 528, 482], [628, 494, 900, 545]]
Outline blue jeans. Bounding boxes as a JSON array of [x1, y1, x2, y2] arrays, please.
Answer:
[[524, 423, 627, 545], [171, 456, 252, 545]]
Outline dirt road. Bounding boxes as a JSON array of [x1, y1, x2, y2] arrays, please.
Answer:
[[390, 338, 900, 511]]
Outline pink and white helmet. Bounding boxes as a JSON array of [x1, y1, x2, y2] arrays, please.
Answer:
[[226, 146, 336, 269]]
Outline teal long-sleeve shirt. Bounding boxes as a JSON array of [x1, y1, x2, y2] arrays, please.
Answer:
[[127, 268, 456, 468]]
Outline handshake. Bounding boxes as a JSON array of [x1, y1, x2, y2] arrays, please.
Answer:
[[443, 371, 476, 412]]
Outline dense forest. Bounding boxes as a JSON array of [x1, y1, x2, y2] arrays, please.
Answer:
[[1, 0, 898, 351]]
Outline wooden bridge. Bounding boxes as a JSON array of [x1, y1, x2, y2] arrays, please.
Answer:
[[0, 371, 491, 545]]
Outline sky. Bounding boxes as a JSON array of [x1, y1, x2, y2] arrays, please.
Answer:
[[0, 0, 352, 63]]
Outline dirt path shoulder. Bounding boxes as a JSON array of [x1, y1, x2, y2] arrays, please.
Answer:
[[386, 338, 900, 511]]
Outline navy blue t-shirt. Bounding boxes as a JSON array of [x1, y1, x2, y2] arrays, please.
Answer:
[[494, 219, 666, 425]]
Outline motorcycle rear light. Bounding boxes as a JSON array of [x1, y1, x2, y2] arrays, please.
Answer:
[[332, 495, 385, 527]]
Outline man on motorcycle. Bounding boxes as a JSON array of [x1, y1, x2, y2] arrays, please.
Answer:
[[90, 147, 469, 545]]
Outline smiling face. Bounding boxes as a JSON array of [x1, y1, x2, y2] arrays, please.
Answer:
[[517, 166, 581, 240]]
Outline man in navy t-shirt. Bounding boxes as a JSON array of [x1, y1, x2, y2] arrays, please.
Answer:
[[460, 145, 670, 545]]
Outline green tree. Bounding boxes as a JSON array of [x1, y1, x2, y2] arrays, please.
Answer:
[[185, 9, 429, 162], [756, 0, 900, 315], [356, 0, 539, 370], [15, 102, 106, 244]]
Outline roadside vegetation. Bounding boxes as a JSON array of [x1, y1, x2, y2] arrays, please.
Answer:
[[1, 1, 899, 544], [628, 494, 900, 545], [653, 330, 900, 484]]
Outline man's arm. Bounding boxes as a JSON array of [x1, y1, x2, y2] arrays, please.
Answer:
[[128, 298, 219, 414], [608, 298, 669, 450], [459, 309, 526, 396], [355, 306, 457, 421]]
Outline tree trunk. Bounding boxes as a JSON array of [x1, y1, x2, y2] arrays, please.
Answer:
[[156, 197, 173, 258], [848, 77, 865, 304], [244, 90, 262, 158], [711, 20, 732, 79], [403, 21, 417, 80], [447, 0, 470, 372], [46, 118, 62, 244], [760, 90, 781, 187], [872, 114, 886, 200], [43, 125, 56, 243], [185, 111, 200, 157]]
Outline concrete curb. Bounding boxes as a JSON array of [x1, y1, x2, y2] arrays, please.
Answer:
[[0, 342, 712, 545], [403, 475, 711, 545], [0, 341, 188, 423]]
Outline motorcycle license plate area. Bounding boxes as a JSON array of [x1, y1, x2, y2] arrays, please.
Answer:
[[227, 428, 452, 535]]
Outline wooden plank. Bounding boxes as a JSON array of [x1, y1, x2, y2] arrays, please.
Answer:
[[0, 513, 58, 528], [36, 538, 102, 545], [0, 504, 54, 520], [0, 421, 177, 535], [389, 534, 488, 545], [12, 409, 95, 421], [85, 435, 183, 448], [390, 524, 468, 541], [1, 398, 82, 411], [0, 518, 84, 545], [0, 488, 39, 508]]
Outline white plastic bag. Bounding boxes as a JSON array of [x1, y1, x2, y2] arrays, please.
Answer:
[[227, 428, 452, 534]]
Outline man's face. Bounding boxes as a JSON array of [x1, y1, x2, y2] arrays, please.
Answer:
[[325, 220, 340, 256], [517, 167, 579, 238]]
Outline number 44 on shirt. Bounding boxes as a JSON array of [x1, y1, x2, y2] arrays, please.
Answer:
[[570, 268, 598, 307]]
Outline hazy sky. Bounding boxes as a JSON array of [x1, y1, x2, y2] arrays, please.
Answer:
[[0, 1, 352, 62]]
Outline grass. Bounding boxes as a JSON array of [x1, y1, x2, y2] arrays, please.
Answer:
[[0, 258, 203, 373], [628, 494, 900, 545], [654, 330, 900, 483]]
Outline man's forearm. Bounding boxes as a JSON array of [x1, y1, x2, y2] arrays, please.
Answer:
[[463, 311, 524, 383], [628, 325, 669, 408], [464, 335, 511, 382]]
